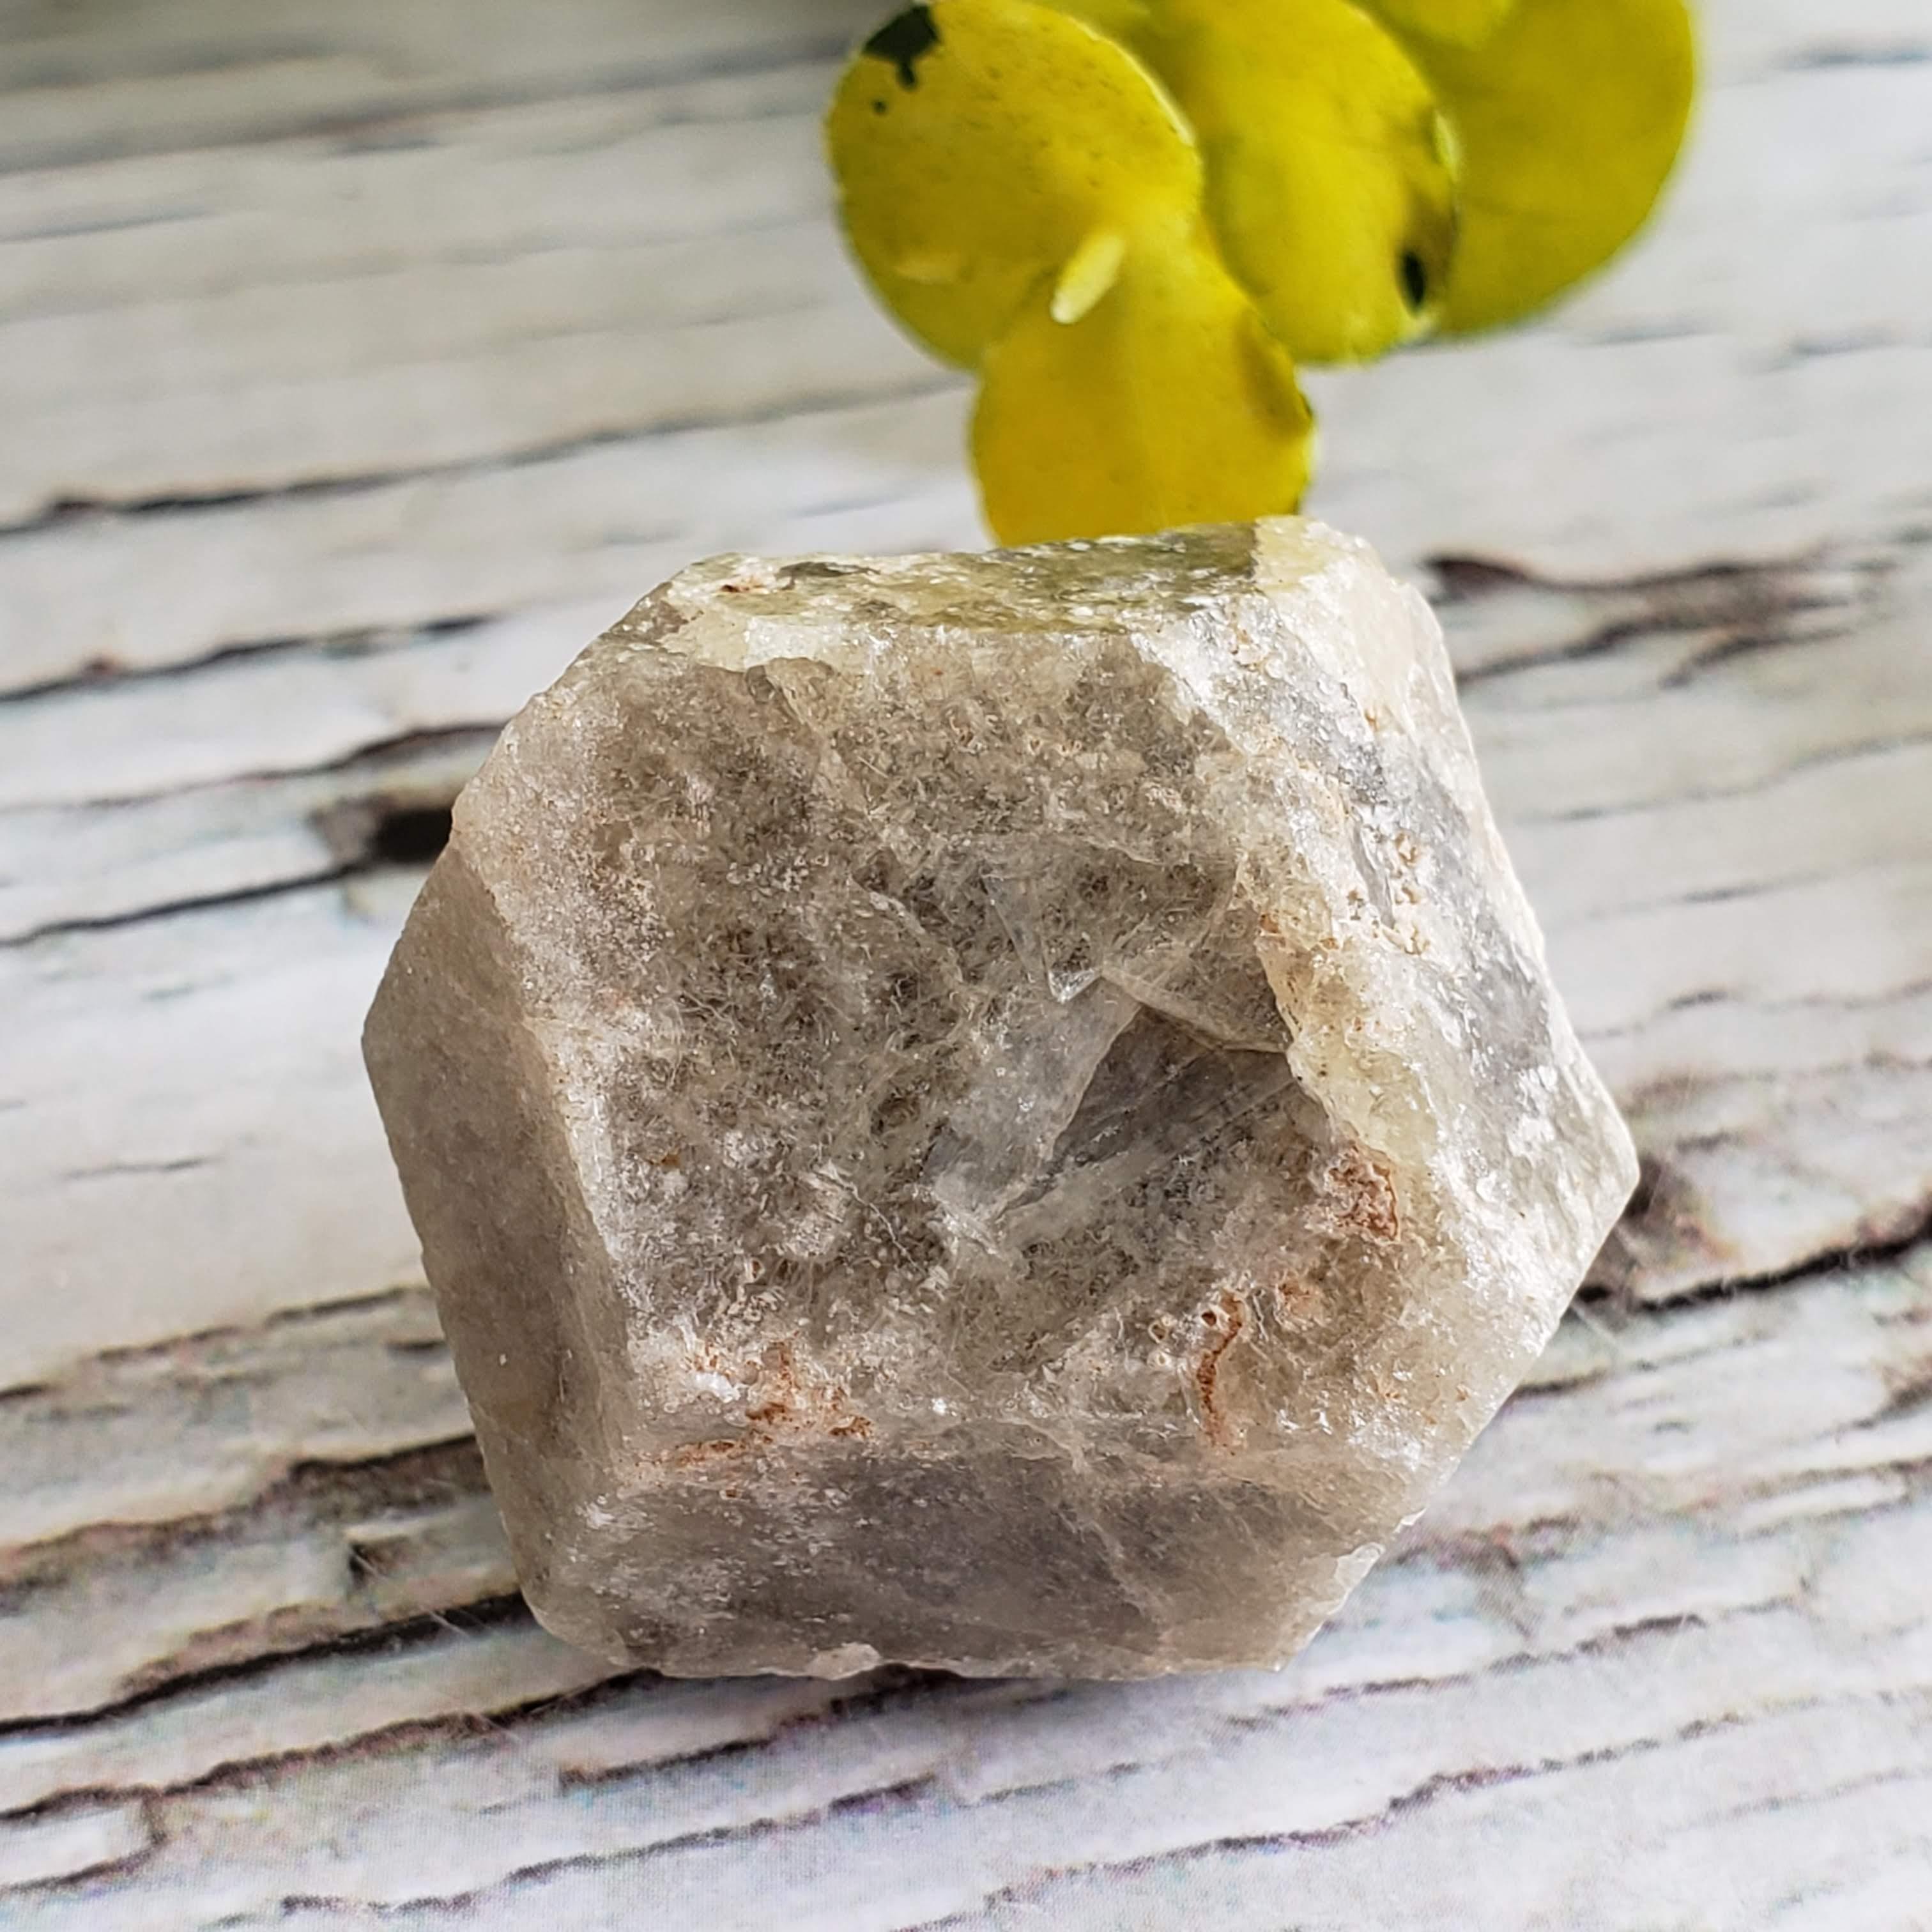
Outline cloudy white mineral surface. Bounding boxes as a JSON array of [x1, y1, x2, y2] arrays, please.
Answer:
[[364, 518, 1636, 1678]]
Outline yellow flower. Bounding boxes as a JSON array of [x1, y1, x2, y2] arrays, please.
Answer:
[[829, 0, 1314, 543], [827, 0, 1694, 542], [827, 0, 1202, 371], [1368, 0, 1519, 51]]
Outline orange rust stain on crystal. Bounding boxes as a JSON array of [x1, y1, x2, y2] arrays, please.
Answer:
[[671, 1338, 873, 1469], [1326, 1142, 1401, 1244], [1193, 1290, 1250, 1450]]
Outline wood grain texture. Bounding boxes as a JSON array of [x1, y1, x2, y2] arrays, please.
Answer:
[[2, 1252, 1928, 1925], [0, 0, 1928, 1920]]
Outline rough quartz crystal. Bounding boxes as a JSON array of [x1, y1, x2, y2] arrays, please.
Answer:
[[364, 518, 1636, 1678]]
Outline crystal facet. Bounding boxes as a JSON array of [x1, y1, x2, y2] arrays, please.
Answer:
[[364, 519, 1636, 1678]]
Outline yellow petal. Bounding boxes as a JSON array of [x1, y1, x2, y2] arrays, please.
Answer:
[[973, 220, 1315, 545], [1062, 0, 1458, 365], [1364, 0, 1519, 50], [1391, 0, 1696, 334], [827, 0, 1200, 369]]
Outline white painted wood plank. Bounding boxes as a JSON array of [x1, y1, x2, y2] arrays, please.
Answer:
[[0, 396, 974, 698], [0, 1289, 518, 1724], [1, 178, 940, 528], [0, 0, 876, 173], [0, 1619, 612, 1816], [0, 1290, 456, 1550], [0, 735, 491, 942], [0, 884, 426, 1381], [1, 1250, 1924, 1926], [0, 1804, 150, 1892], [1, 0, 1927, 700], [0, 73, 838, 321]]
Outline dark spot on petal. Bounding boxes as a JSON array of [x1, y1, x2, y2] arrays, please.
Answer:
[[863, 4, 941, 90], [1399, 249, 1429, 311]]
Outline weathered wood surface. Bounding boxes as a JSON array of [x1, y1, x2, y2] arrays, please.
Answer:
[[0, 0, 1928, 1921]]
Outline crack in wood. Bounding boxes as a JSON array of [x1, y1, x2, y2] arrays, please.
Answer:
[[1438, 544, 1887, 689], [0, 1433, 488, 1588], [0, 616, 488, 710], [0, 1593, 532, 1747], [0, 372, 962, 548], [1590, 1181, 1932, 1310]]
